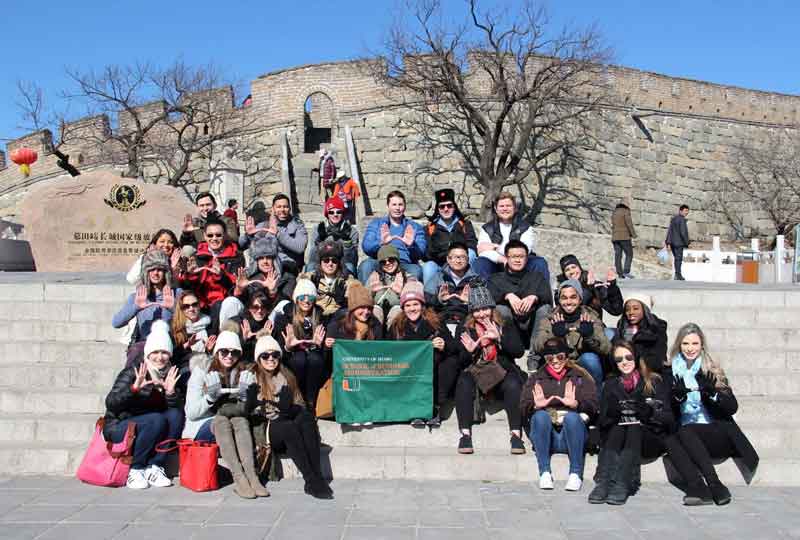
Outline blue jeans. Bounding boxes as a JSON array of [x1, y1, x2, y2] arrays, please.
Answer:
[[194, 418, 215, 442], [527, 410, 588, 476], [473, 255, 550, 283], [109, 408, 185, 469], [578, 352, 604, 394], [357, 258, 422, 284], [421, 250, 477, 287]]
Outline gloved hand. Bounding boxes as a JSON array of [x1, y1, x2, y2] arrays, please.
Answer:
[[204, 371, 223, 403], [632, 397, 653, 421], [578, 320, 594, 338], [552, 321, 568, 337], [695, 370, 717, 401], [276, 385, 293, 413], [238, 371, 256, 402], [672, 375, 689, 403], [605, 397, 622, 420]]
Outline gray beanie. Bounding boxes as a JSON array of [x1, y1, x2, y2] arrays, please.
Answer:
[[468, 283, 496, 313], [250, 235, 278, 260], [557, 278, 584, 302]]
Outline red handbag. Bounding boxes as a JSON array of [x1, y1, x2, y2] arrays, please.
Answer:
[[157, 438, 219, 492]]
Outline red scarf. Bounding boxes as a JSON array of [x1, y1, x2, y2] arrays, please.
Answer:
[[621, 370, 640, 393], [546, 364, 567, 381], [475, 322, 498, 362]]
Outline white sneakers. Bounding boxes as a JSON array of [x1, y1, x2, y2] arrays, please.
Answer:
[[127, 465, 172, 490], [538, 471, 554, 490], [126, 468, 149, 490], [565, 473, 583, 492], [538, 471, 583, 491]]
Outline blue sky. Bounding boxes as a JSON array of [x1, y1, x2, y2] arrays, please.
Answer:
[[1, 0, 798, 145]]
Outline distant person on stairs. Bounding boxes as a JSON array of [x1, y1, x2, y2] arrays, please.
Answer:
[[665, 204, 690, 280], [611, 201, 637, 279], [318, 148, 337, 195], [330, 170, 360, 224]]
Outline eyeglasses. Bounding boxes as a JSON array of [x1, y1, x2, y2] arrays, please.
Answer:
[[259, 352, 281, 361], [328, 210, 343, 216], [437, 203, 454, 210], [297, 295, 316, 303], [249, 304, 267, 312], [181, 301, 199, 310], [218, 349, 241, 358], [321, 257, 338, 264], [381, 258, 399, 265], [206, 233, 223, 238], [615, 353, 635, 363], [544, 353, 566, 362]]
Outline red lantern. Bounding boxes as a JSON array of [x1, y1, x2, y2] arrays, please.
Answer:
[[10, 148, 38, 177]]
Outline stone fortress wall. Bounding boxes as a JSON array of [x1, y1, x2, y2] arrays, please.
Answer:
[[1, 57, 799, 246]]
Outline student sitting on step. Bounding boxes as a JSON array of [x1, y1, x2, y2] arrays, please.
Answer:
[[520, 337, 598, 492], [588, 339, 675, 505], [423, 242, 482, 330], [302, 239, 356, 323], [103, 321, 185, 490], [366, 244, 419, 329], [305, 197, 359, 276], [666, 323, 759, 506], [170, 291, 216, 372], [241, 194, 307, 277], [454, 283, 527, 456], [387, 281, 459, 428], [616, 294, 668, 372], [556, 254, 623, 331]]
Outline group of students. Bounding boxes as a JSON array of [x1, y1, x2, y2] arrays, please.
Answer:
[[102, 186, 757, 506]]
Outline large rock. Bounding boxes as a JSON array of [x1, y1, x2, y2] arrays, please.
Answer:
[[20, 170, 195, 272]]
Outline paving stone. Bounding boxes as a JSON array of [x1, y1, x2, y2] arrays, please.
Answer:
[[204, 504, 283, 526], [192, 525, 272, 540], [0, 523, 52, 540], [266, 523, 343, 540], [348, 507, 419, 527], [35, 523, 126, 540], [112, 524, 202, 540], [343, 526, 415, 540], [0, 503, 83, 522], [417, 527, 492, 540], [64, 504, 150, 523]]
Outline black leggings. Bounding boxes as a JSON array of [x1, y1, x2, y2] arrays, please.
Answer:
[[268, 410, 323, 483], [455, 371, 522, 432], [285, 350, 328, 409], [676, 423, 736, 482], [436, 354, 462, 407], [604, 424, 665, 461]]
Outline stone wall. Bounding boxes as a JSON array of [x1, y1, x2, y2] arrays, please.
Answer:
[[1, 58, 798, 245]]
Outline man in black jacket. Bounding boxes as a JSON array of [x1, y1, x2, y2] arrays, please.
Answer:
[[666, 204, 690, 280], [488, 240, 552, 349], [422, 189, 478, 287]]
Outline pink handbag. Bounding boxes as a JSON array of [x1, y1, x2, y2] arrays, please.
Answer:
[[76, 418, 136, 487]]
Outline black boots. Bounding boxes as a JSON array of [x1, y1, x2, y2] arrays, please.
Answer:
[[683, 479, 714, 506], [606, 447, 636, 505], [708, 480, 732, 505], [588, 448, 614, 504]]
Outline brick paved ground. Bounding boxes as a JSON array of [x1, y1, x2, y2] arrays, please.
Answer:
[[0, 476, 797, 540]]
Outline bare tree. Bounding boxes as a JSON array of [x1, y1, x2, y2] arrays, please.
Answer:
[[16, 61, 255, 186], [367, 0, 613, 221], [721, 130, 800, 240]]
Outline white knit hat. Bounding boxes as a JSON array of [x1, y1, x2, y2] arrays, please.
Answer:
[[254, 336, 282, 360], [292, 278, 318, 302], [625, 293, 654, 310], [213, 331, 242, 355], [144, 320, 173, 358]]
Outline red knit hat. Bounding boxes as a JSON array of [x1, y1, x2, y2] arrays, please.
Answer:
[[324, 197, 345, 216]]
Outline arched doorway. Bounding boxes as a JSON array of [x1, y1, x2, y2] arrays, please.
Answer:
[[303, 92, 334, 153]]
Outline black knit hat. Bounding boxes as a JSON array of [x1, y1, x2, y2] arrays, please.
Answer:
[[317, 239, 343, 262], [541, 337, 570, 356], [559, 254, 582, 274], [435, 189, 455, 205]]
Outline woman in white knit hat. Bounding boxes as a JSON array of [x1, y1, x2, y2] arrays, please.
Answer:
[[272, 278, 328, 410], [247, 335, 333, 499], [102, 321, 185, 490]]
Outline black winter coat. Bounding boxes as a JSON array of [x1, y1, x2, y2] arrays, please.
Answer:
[[425, 218, 478, 265], [616, 313, 668, 372], [454, 320, 525, 376], [666, 213, 690, 248], [102, 361, 186, 440], [599, 374, 674, 436], [488, 268, 552, 311]]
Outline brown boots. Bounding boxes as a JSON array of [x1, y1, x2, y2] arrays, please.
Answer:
[[213, 416, 270, 499]]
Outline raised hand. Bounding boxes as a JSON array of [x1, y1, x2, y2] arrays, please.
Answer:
[[183, 214, 196, 233], [459, 284, 470, 302], [282, 326, 299, 350], [267, 213, 278, 235], [262, 270, 278, 293], [184, 333, 200, 350], [480, 320, 501, 343], [380, 223, 391, 245], [533, 382, 551, 409], [186, 256, 199, 274], [235, 267, 250, 293], [324, 337, 336, 349], [391, 272, 405, 294], [559, 380, 578, 409], [460, 332, 479, 353], [578, 312, 594, 337], [313, 325, 326, 347], [672, 375, 689, 403], [695, 370, 717, 400], [586, 270, 595, 286], [170, 249, 181, 271], [551, 311, 568, 337], [401, 224, 415, 246], [606, 268, 617, 283], [204, 371, 223, 402], [262, 320, 274, 336], [437, 283, 452, 302], [205, 334, 217, 353], [134, 284, 156, 310], [132, 363, 153, 393], [162, 366, 180, 396], [160, 287, 175, 311], [238, 370, 256, 402], [241, 319, 253, 341], [208, 257, 221, 275], [245, 215, 257, 236]]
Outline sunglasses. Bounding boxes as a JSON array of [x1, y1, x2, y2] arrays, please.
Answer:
[[297, 295, 317, 303], [218, 349, 241, 358], [206, 233, 224, 238], [259, 352, 281, 361], [437, 202, 454, 210], [321, 257, 338, 264], [544, 352, 566, 362], [615, 353, 635, 363], [381, 258, 399, 265], [328, 210, 343, 216], [181, 301, 200, 310], [249, 303, 267, 312]]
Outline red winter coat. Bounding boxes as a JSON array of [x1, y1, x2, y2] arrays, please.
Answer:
[[180, 242, 241, 308]]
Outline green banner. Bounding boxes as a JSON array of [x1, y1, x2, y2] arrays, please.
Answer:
[[333, 340, 433, 424]]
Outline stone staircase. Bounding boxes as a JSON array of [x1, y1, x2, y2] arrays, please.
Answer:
[[0, 274, 798, 486]]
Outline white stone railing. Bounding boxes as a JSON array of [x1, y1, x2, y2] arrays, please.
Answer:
[[682, 236, 795, 284]]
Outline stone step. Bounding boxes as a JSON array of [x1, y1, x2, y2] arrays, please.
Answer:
[[0, 341, 127, 366], [0, 388, 105, 415], [620, 286, 800, 310], [0, 319, 123, 343]]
